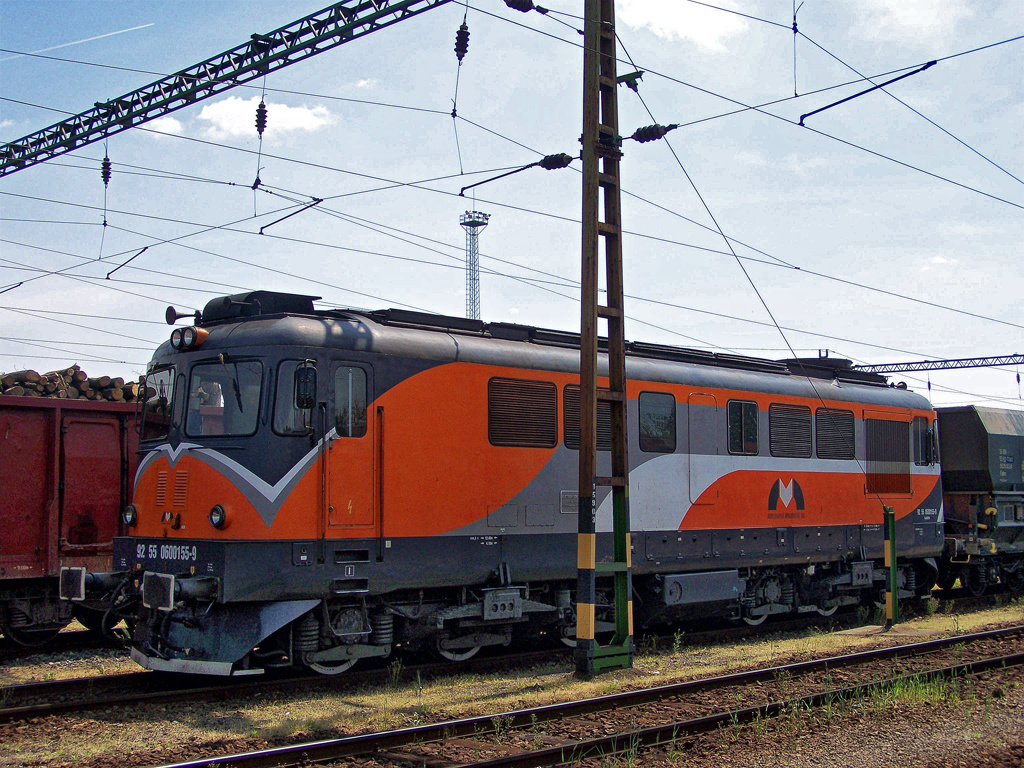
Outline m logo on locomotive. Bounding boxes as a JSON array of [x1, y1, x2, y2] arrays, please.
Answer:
[[768, 479, 805, 511]]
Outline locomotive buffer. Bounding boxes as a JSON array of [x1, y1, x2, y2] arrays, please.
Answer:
[[576, 0, 633, 676]]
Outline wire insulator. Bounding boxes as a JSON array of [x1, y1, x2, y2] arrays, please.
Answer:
[[631, 124, 678, 143], [538, 153, 573, 170], [454, 23, 470, 62], [255, 100, 268, 137], [100, 156, 112, 186], [504, 0, 535, 10]]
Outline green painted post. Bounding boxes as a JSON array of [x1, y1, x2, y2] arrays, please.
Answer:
[[884, 505, 899, 628]]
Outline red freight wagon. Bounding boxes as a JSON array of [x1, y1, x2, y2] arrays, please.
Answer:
[[0, 395, 138, 645]]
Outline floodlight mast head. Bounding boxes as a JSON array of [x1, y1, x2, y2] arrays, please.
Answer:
[[460, 211, 490, 320]]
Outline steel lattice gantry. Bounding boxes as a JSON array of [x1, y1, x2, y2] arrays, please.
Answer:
[[0, 0, 452, 178], [854, 355, 1024, 374]]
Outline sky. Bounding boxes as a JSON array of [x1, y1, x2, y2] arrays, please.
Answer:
[[0, 0, 1021, 410]]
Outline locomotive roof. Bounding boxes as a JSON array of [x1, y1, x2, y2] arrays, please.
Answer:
[[183, 290, 890, 389]]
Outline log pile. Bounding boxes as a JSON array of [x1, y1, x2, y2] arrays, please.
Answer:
[[1, 365, 142, 402]]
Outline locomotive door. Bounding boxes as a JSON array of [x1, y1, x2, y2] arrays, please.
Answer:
[[326, 364, 376, 531], [688, 393, 720, 505]]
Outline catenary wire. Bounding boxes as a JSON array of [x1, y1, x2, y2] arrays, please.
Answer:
[[797, 31, 1023, 187], [7, 101, 1023, 336], [7, 82, 1018, 328]]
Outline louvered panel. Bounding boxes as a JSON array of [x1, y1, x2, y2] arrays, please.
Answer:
[[769, 403, 812, 458], [487, 378, 557, 448], [563, 385, 612, 451], [866, 418, 911, 494], [173, 472, 189, 508], [155, 471, 168, 508], [816, 408, 855, 459]]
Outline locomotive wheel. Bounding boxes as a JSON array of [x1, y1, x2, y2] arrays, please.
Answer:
[[741, 610, 767, 626], [308, 658, 357, 675], [2, 625, 64, 646], [436, 639, 482, 661], [815, 602, 838, 617], [1003, 568, 1024, 596], [961, 567, 987, 597]]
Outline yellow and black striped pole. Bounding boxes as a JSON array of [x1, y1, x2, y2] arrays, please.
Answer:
[[883, 505, 899, 629], [576, 485, 597, 669]]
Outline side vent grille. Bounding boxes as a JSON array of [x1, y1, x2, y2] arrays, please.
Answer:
[[816, 408, 855, 459], [155, 471, 168, 507], [173, 472, 189, 507], [487, 377, 557, 448], [563, 385, 612, 451], [769, 403, 812, 458]]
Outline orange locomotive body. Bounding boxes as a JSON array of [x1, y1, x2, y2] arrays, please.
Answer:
[[63, 292, 943, 675]]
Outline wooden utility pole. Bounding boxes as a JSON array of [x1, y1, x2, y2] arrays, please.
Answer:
[[576, 0, 633, 676]]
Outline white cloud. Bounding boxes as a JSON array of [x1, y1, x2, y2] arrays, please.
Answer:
[[920, 254, 959, 272], [148, 116, 183, 136], [0, 119, 14, 130], [196, 96, 334, 139], [354, 79, 377, 90], [852, 0, 974, 46], [616, 0, 748, 52]]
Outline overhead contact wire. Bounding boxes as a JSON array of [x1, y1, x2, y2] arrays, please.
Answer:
[[798, 31, 1024, 187]]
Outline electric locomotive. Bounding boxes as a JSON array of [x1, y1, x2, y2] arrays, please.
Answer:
[[62, 290, 944, 675]]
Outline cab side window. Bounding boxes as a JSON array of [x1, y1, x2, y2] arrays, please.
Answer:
[[334, 366, 367, 437], [274, 361, 311, 436]]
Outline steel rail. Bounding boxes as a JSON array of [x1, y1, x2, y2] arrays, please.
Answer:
[[0, 612, 843, 721], [148, 624, 1024, 768], [0, 647, 567, 723], [461, 651, 1024, 768]]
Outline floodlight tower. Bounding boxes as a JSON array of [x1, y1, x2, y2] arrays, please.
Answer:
[[460, 211, 490, 320]]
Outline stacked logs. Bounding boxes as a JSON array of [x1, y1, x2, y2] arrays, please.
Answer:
[[1, 365, 142, 402]]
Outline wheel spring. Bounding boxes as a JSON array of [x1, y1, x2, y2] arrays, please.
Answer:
[[9, 607, 31, 627], [369, 612, 394, 646], [294, 613, 320, 653], [780, 582, 795, 606], [905, 569, 917, 595]]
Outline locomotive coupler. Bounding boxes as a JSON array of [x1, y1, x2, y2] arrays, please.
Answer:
[[59, 567, 126, 602]]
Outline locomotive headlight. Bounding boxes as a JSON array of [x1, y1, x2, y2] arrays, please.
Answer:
[[208, 504, 229, 530], [170, 326, 209, 351], [122, 504, 138, 527]]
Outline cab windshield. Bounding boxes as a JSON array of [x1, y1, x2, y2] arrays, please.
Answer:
[[185, 360, 263, 437]]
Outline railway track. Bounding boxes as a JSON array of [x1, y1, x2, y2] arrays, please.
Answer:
[[0, 646, 571, 723], [134, 624, 1024, 768], [0, 609, 861, 724]]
